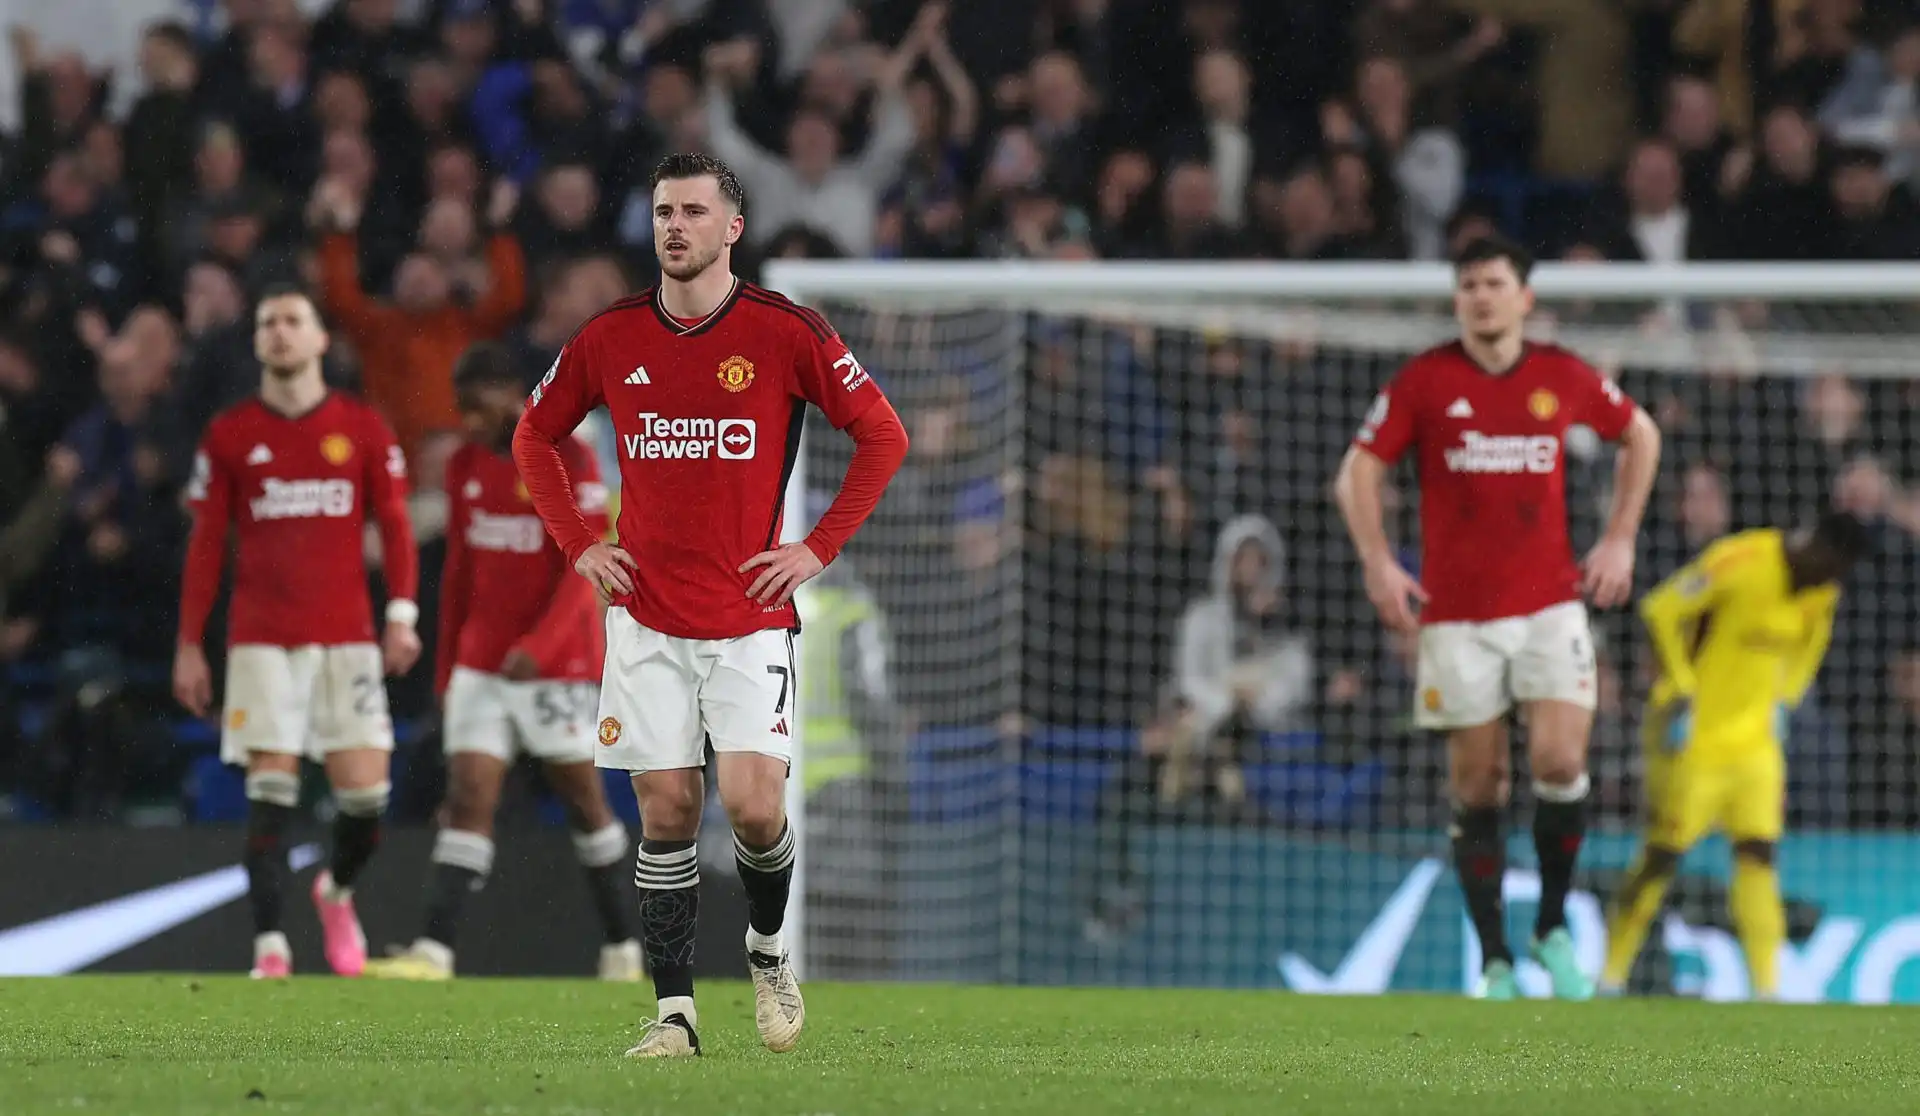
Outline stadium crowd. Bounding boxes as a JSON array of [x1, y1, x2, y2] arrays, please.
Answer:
[[4, 0, 1920, 836]]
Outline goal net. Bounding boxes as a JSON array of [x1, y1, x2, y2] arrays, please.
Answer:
[[769, 259, 1920, 1002]]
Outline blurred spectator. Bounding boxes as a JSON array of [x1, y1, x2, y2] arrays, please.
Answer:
[[1323, 55, 1463, 259], [1351, 0, 1504, 128], [1827, 143, 1920, 257], [3, 149, 138, 319], [1662, 74, 1737, 215], [1725, 102, 1836, 258], [234, 22, 320, 195], [1582, 137, 1719, 263], [702, 20, 918, 256], [1161, 514, 1314, 805], [1823, 21, 1920, 188], [314, 174, 526, 455], [503, 253, 629, 387]]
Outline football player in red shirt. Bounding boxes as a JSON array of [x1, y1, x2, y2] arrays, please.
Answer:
[[1334, 236, 1662, 1001], [173, 286, 423, 980], [364, 342, 641, 982], [516, 153, 909, 1057]]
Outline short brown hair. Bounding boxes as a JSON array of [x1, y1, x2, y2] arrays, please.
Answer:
[[651, 152, 747, 214]]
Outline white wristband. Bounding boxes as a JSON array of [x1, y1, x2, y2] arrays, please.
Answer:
[[385, 600, 419, 628]]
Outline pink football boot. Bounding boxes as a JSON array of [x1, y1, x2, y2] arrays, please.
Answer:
[[311, 870, 368, 976], [250, 932, 292, 980]]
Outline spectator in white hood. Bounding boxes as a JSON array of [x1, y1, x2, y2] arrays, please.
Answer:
[[1162, 513, 1316, 803]]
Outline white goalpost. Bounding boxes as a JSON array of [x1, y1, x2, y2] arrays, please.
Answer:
[[767, 259, 1920, 1002]]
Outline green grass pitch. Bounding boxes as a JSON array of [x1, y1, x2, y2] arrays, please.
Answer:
[[5, 977, 1919, 1115]]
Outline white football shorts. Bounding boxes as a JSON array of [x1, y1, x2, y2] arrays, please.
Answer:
[[1414, 600, 1598, 730], [221, 643, 394, 765], [443, 667, 598, 765], [596, 608, 795, 773]]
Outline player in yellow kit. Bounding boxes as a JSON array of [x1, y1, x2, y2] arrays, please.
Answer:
[[1601, 512, 1871, 999]]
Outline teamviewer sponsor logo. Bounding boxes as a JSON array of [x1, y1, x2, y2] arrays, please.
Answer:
[[250, 478, 357, 519], [466, 510, 548, 554], [1444, 432, 1559, 475], [623, 414, 757, 461]]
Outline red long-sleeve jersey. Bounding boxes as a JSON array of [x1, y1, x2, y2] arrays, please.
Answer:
[[179, 392, 418, 648], [514, 280, 908, 641], [435, 436, 608, 694]]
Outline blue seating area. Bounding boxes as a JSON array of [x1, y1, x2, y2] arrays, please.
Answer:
[[907, 725, 1385, 830], [7, 656, 1385, 831]]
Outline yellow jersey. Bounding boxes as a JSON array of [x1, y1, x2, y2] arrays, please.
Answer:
[[1639, 529, 1838, 750]]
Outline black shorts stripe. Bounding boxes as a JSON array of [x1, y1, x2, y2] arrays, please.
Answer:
[[740, 288, 834, 343]]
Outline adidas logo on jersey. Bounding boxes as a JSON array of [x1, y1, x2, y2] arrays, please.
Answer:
[[626, 367, 650, 385], [247, 444, 274, 465], [771, 719, 789, 736], [1446, 398, 1474, 419]]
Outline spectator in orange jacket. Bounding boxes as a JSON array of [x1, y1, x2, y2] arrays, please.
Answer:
[[311, 177, 527, 455]]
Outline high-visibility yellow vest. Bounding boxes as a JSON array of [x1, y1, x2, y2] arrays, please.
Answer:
[[795, 584, 873, 794]]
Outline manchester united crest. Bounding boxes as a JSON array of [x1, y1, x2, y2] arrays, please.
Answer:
[[717, 355, 756, 393], [598, 717, 622, 746], [1527, 389, 1559, 422], [320, 433, 354, 465]]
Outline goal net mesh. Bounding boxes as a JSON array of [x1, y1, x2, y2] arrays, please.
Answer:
[[793, 277, 1920, 1002]]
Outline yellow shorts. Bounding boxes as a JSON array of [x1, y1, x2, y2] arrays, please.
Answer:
[[1640, 709, 1784, 850]]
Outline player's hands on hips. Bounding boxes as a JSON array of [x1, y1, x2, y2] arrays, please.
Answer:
[[1362, 556, 1428, 634], [500, 648, 539, 682], [1581, 534, 1636, 608], [172, 643, 213, 717], [740, 542, 825, 608], [382, 620, 422, 676], [576, 541, 638, 604]]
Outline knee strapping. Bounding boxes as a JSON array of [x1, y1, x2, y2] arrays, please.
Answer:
[[571, 822, 629, 869], [334, 782, 391, 818], [635, 838, 698, 891], [245, 770, 301, 809], [432, 829, 496, 877], [1533, 773, 1592, 803]]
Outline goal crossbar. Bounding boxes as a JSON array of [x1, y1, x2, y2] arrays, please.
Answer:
[[767, 260, 1920, 302]]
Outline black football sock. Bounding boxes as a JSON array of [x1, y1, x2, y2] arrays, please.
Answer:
[[243, 771, 300, 936], [636, 838, 699, 1003], [733, 821, 795, 960], [1452, 802, 1513, 966], [573, 822, 636, 944], [327, 782, 389, 891], [1533, 775, 1591, 940], [422, 829, 494, 948]]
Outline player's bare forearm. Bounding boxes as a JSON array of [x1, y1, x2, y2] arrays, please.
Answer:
[[1333, 447, 1393, 568], [1602, 407, 1661, 543]]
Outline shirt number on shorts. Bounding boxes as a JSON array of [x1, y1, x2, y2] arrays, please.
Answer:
[[350, 675, 381, 716], [766, 664, 790, 713], [533, 686, 592, 727]]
